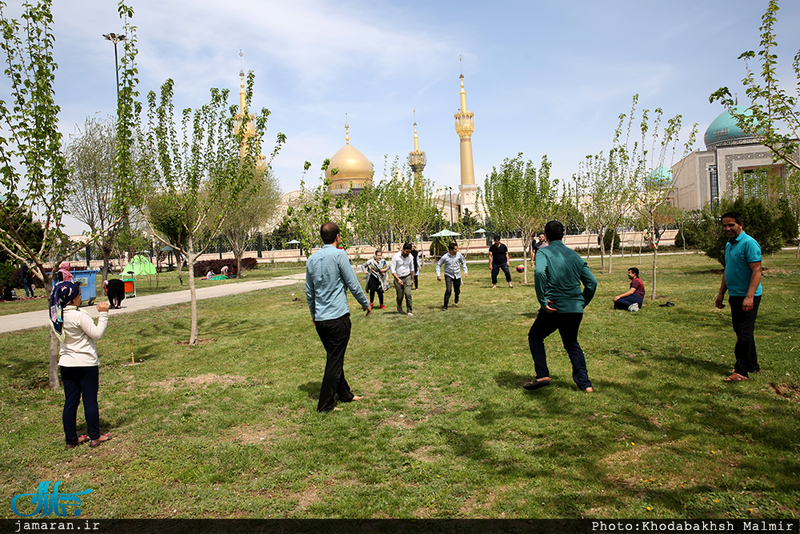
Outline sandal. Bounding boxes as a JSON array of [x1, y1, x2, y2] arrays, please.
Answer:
[[65, 435, 89, 449], [523, 379, 551, 390], [724, 373, 748, 382], [89, 434, 113, 448]]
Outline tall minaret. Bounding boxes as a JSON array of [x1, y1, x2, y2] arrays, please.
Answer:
[[408, 110, 426, 189], [233, 51, 266, 171], [454, 62, 477, 217]]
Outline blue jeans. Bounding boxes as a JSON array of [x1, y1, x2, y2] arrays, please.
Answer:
[[528, 311, 592, 390], [491, 263, 511, 284], [614, 294, 643, 310]]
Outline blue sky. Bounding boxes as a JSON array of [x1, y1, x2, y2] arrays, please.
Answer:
[[6, 0, 800, 233]]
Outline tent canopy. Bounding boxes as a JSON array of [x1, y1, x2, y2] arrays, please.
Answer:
[[122, 254, 157, 277], [429, 229, 461, 237]]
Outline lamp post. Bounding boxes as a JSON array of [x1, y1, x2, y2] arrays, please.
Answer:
[[448, 187, 454, 225], [102, 32, 127, 101]]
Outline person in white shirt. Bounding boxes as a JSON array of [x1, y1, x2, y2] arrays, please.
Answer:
[[49, 282, 113, 449], [391, 243, 415, 316], [436, 243, 468, 311]]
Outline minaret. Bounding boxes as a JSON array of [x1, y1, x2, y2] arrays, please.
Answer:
[[408, 110, 426, 189], [233, 51, 266, 170], [454, 65, 477, 217]]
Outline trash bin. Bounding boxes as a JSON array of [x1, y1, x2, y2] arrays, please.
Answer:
[[55, 269, 98, 306], [122, 277, 136, 298]]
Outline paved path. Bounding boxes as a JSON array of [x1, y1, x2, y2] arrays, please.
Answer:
[[0, 274, 305, 335]]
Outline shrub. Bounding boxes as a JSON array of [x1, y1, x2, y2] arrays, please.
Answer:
[[603, 228, 621, 251]]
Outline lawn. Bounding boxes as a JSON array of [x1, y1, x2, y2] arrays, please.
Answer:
[[0, 251, 798, 519]]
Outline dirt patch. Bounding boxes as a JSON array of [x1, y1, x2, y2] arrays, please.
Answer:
[[770, 383, 800, 401], [224, 422, 300, 444], [175, 338, 215, 345], [152, 374, 247, 391]]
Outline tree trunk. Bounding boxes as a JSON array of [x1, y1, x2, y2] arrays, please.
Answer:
[[586, 232, 591, 260], [650, 245, 658, 300], [45, 279, 61, 390], [599, 227, 606, 270], [607, 229, 616, 274], [187, 235, 199, 345]]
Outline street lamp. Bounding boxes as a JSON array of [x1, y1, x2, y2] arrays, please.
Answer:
[[102, 32, 127, 101], [448, 187, 454, 225]]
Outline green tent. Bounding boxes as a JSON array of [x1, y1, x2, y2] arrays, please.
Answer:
[[122, 254, 157, 277]]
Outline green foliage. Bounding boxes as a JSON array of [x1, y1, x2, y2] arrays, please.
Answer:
[[710, 0, 799, 175], [0, 200, 43, 264], [136, 72, 284, 344], [773, 197, 799, 243], [696, 197, 784, 265], [348, 180, 391, 251], [381, 160, 439, 245], [0, 0, 70, 276], [482, 153, 558, 274], [603, 228, 620, 251]]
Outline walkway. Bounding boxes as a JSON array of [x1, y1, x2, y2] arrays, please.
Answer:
[[0, 274, 305, 335]]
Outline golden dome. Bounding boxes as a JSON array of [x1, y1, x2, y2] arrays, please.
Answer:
[[326, 142, 372, 195]]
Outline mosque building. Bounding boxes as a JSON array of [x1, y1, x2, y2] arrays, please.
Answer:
[[671, 106, 794, 211]]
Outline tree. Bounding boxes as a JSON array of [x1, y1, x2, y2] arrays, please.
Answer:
[[135, 75, 284, 345], [0, 0, 126, 389], [287, 160, 346, 257], [696, 196, 783, 265], [621, 100, 697, 300], [64, 116, 120, 280], [381, 161, 439, 247], [710, 0, 799, 174], [482, 153, 559, 283], [349, 180, 391, 252], [219, 168, 281, 276], [710, 0, 800, 255]]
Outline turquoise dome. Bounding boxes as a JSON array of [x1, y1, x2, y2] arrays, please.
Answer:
[[645, 166, 673, 188], [704, 106, 757, 149]]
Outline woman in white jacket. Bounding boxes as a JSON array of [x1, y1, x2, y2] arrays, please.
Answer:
[[50, 282, 113, 449]]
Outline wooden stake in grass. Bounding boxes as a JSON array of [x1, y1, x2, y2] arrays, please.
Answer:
[[130, 339, 134, 364]]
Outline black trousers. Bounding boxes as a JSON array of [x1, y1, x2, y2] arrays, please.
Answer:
[[366, 276, 384, 306], [315, 314, 355, 412], [60, 366, 100, 443], [491, 263, 512, 284], [444, 276, 461, 307], [528, 311, 592, 390], [729, 295, 761, 377]]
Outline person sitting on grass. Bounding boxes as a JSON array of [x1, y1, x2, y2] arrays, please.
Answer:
[[49, 281, 113, 449], [612, 267, 645, 312]]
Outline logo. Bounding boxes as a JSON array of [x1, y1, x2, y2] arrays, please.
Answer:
[[11, 481, 92, 517]]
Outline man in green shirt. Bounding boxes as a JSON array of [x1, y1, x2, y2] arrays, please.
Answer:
[[524, 220, 597, 392]]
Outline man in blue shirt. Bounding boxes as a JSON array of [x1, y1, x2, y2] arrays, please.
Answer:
[[715, 212, 763, 382], [524, 220, 597, 393], [306, 222, 371, 412]]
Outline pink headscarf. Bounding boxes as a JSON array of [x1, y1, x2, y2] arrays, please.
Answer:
[[58, 261, 73, 282]]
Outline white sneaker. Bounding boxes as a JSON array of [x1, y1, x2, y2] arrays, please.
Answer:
[[407, 312, 413, 316], [628, 303, 639, 312]]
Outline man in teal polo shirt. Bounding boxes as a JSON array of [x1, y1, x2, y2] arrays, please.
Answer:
[[524, 220, 597, 392], [715, 212, 763, 382]]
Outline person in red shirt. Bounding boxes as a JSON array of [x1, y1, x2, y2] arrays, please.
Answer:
[[613, 267, 645, 312]]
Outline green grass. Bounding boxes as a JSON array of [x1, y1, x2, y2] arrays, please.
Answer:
[[0, 252, 798, 519]]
